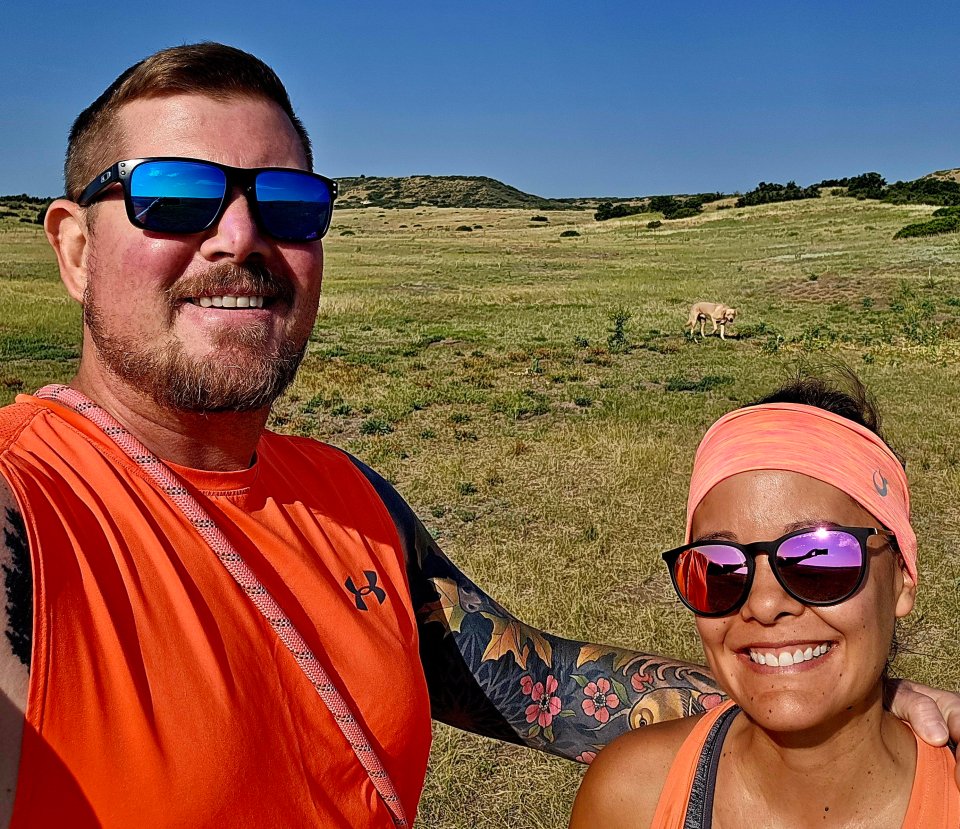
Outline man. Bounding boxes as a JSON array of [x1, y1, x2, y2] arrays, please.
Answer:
[[0, 43, 956, 827]]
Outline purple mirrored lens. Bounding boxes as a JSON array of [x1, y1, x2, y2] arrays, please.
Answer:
[[777, 529, 863, 603], [674, 545, 748, 614]]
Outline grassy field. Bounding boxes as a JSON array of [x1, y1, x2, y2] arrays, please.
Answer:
[[2, 194, 960, 826]]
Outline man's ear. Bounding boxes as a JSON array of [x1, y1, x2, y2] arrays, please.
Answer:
[[44, 199, 90, 303]]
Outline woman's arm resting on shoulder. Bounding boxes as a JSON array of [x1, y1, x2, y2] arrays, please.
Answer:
[[349, 456, 724, 760]]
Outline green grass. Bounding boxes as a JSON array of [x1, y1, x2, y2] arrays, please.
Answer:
[[3, 195, 960, 827]]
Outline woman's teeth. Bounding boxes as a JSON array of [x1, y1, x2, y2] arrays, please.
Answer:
[[748, 643, 832, 667], [193, 296, 266, 308]]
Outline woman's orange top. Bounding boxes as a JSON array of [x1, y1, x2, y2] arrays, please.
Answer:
[[652, 700, 959, 828], [0, 396, 432, 827]]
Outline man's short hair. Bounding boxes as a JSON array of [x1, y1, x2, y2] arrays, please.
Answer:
[[64, 42, 313, 201]]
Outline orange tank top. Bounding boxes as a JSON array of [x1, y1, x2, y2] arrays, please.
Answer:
[[652, 700, 959, 828], [0, 396, 432, 827]]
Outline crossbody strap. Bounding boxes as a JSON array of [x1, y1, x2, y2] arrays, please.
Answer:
[[35, 384, 409, 827]]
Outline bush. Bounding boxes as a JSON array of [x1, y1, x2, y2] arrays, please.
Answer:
[[736, 181, 820, 208], [606, 306, 632, 352], [884, 177, 960, 207], [455, 225, 473, 232], [530, 215, 549, 222], [594, 201, 644, 222], [893, 215, 960, 239], [339, 229, 355, 236], [646, 220, 662, 229], [359, 418, 394, 436], [559, 230, 580, 237]]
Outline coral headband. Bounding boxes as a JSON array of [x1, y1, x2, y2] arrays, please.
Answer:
[[686, 402, 917, 584]]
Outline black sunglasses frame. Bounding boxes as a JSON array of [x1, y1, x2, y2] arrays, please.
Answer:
[[662, 525, 896, 618], [76, 157, 339, 242]]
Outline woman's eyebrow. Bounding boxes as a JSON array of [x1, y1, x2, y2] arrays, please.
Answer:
[[693, 519, 845, 543], [691, 530, 738, 542]]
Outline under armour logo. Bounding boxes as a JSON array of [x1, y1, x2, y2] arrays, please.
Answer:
[[344, 570, 387, 611], [873, 469, 889, 497]]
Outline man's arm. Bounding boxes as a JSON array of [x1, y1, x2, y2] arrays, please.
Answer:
[[350, 457, 721, 761], [0, 474, 30, 826]]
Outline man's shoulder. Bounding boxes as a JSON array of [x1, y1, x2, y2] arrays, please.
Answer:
[[0, 399, 45, 453]]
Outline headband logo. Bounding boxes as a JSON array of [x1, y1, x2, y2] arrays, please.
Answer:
[[873, 470, 889, 497]]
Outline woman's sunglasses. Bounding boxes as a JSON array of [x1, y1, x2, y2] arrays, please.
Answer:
[[77, 157, 338, 242], [661, 525, 896, 618]]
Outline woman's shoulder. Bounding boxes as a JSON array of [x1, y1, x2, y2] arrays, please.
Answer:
[[568, 711, 708, 828]]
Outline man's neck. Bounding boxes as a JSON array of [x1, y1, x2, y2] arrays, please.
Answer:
[[67, 371, 271, 472]]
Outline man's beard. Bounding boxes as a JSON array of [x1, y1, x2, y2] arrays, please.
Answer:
[[83, 262, 309, 413]]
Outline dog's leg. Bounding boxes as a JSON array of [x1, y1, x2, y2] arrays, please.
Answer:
[[719, 323, 725, 340]]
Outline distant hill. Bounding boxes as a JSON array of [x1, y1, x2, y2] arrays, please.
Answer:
[[924, 168, 960, 184], [335, 175, 608, 211]]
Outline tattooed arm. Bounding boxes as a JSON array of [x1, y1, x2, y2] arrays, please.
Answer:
[[350, 457, 721, 761], [0, 474, 30, 825]]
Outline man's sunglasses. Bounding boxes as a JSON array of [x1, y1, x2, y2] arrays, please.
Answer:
[[77, 157, 338, 242], [661, 525, 896, 618]]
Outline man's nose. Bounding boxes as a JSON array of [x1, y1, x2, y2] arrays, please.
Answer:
[[199, 187, 271, 262], [740, 556, 804, 624]]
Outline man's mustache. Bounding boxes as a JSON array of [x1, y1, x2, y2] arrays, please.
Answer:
[[168, 263, 294, 304]]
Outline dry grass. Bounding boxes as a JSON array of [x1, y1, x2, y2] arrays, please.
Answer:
[[2, 193, 959, 826]]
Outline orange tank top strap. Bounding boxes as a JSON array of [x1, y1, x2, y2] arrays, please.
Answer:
[[902, 732, 959, 827], [650, 700, 738, 829]]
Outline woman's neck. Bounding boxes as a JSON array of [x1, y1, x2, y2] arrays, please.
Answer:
[[714, 702, 917, 829]]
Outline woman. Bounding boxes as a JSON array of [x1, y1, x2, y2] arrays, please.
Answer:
[[570, 377, 959, 828]]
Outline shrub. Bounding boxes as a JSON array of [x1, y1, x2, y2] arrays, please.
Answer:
[[606, 306, 632, 352], [647, 220, 662, 229], [340, 229, 355, 236], [560, 230, 580, 237], [455, 225, 473, 232], [359, 418, 394, 436], [736, 181, 820, 208], [893, 215, 960, 239], [884, 177, 960, 207], [594, 202, 644, 222], [530, 215, 549, 222]]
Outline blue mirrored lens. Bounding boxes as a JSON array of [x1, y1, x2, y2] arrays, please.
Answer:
[[255, 170, 332, 241], [129, 161, 227, 232]]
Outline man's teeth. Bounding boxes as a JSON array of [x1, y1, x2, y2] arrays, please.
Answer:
[[748, 643, 832, 667], [195, 296, 266, 309]]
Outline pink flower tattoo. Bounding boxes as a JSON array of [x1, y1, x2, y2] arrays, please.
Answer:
[[630, 671, 653, 693], [521, 675, 562, 728], [581, 677, 621, 723]]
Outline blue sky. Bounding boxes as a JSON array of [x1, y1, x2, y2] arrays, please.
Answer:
[[3, 1, 958, 198]]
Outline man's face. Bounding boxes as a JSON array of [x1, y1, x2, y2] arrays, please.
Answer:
[[80, 93, 324, 412]]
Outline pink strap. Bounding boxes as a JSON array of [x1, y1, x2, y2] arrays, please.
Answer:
[[35, 384, 409, 827]]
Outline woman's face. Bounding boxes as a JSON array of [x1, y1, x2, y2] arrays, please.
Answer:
[[691, 470, 916, 734]]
